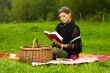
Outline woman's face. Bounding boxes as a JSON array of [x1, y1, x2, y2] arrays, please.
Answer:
[[59, 12, 71, 24]]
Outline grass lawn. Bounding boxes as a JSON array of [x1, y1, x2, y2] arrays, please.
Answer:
[[0, 21, 110, 73]]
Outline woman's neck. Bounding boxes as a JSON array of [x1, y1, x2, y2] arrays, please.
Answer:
[[64, 19, 71, 26]]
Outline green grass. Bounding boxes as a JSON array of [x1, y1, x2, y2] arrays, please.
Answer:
[[0, 21, 110, 73]]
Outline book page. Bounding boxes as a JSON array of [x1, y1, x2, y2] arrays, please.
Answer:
[[44, 31, 63, 42], [50, 31, 63, 41]]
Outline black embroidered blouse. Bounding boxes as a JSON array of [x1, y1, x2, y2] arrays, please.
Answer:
[[52, 21, 82, 57]]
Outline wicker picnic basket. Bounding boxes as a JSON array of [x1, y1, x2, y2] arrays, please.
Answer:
[[20, 38, 53, 62]]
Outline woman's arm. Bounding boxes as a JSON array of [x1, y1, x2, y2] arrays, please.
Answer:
[[66, 28, 81, 49], [52, 28, 81, 49]]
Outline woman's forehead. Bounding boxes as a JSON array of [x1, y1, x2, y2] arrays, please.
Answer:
[[59, 12, 68, 16]]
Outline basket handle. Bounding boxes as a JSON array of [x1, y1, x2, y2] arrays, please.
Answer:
[[32, 38, 39, 49]]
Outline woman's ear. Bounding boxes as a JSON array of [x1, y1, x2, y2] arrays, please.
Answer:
[[68, 13, 71, 18]]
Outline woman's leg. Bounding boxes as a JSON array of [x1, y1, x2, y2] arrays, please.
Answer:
[[52, 47, 67, 60]]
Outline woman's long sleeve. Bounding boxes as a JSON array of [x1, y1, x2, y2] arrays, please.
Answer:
[[67, 28, 81, 50]]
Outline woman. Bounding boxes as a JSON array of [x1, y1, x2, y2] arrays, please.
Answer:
[[52, 7, 82, 60]]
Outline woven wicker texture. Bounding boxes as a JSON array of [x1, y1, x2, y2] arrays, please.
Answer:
[[20, 38, 53, 62]]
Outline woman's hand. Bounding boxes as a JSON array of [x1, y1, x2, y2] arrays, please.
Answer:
[[52, 39, 62, 47], [52, 39, 68, 48]]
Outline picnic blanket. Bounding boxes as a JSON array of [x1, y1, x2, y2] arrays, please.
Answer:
[[0, 53, 20, 60], [32, 54, 110, 66], [0, 53, 110, 66]]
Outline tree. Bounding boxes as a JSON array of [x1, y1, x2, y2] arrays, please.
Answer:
[[11, 0, 29, 22], [0, 0, 11, 22]]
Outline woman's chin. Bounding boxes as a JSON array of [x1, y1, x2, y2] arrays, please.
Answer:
[[62, 20, 70, 24], [62, 21, 66, 24]]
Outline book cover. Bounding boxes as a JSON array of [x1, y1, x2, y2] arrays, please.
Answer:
[[44, 31, 63, 43]]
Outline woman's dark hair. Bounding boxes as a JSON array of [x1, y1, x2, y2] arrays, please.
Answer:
[[58, 7, 71, 14]]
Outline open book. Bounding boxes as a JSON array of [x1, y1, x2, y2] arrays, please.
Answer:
[[44, 31, 63, 43]]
